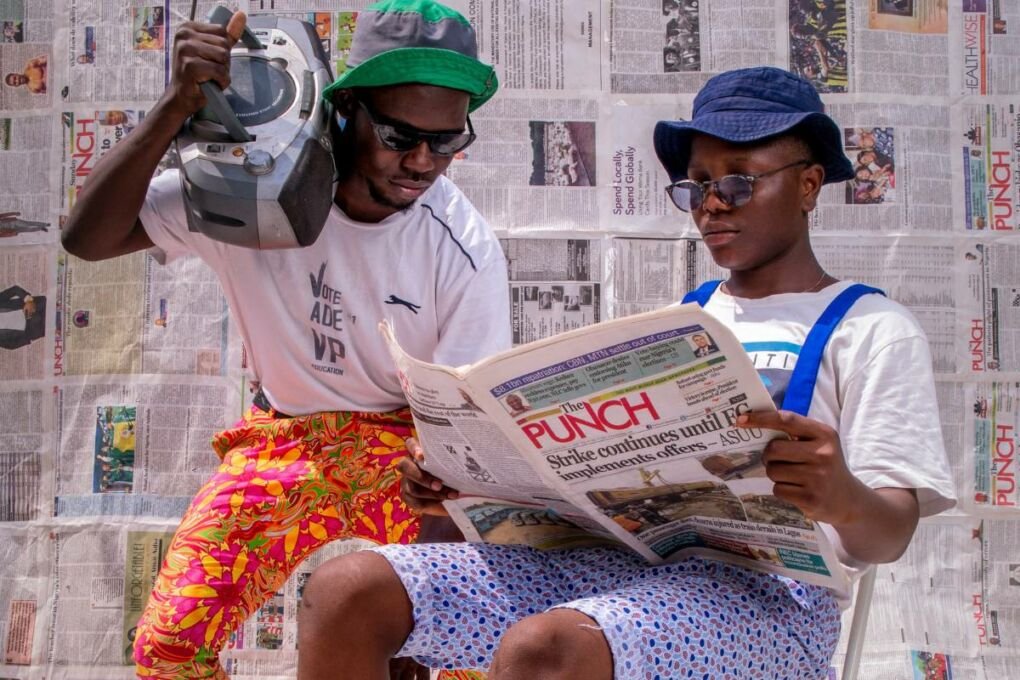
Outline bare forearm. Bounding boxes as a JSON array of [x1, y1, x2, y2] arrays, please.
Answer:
[[416, 515, 465, 543], [61, 93, 189, 260], [832, 484, 919, 564]]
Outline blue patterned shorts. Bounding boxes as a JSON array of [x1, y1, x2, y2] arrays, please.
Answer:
[[371, 543, 841, 679]]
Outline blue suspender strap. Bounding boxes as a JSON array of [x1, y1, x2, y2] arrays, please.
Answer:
[[780, 284, 885, 417], [681, 280, 722, 307]]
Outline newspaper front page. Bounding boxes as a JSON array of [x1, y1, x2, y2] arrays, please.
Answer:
[[383, 304, 850, 592]]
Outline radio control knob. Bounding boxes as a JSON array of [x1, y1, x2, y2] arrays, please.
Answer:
[[243, 150, 275, 175]]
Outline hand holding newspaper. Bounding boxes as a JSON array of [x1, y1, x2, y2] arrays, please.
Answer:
[[381, 303, 849, 591]]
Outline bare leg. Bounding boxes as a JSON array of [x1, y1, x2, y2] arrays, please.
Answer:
[[297, 551, 415, 680], [489, 609, 613, 680]]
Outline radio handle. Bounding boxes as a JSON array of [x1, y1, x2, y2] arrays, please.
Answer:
[[197, 5, 263, 143]]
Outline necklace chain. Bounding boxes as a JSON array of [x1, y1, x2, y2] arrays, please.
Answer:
[[801, 270, 829, 293], [723, 270, 829, 295]]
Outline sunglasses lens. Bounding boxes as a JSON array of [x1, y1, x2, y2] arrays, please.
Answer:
[[668, 182, 700, 212], [717, 176, 753, 207], [431, 133, 474, 156], [376, 126, 420, 152]]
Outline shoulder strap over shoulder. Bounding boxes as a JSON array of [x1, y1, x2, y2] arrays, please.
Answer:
[[781, 284, 885, 416], [681, 280, 723, 307]]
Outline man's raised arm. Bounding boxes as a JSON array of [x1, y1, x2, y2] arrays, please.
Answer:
[[61, 12, 246, 261]]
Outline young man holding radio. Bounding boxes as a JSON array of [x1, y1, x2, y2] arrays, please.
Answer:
[[63, 2, 508, 678]]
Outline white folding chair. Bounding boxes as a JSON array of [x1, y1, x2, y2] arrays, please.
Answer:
[[840, 566, 877, 680]]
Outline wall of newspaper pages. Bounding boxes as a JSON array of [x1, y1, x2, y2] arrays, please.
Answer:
[[0, 0, 1017, 678]]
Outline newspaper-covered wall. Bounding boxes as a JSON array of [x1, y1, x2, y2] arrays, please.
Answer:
[[1, 0, 1018, 677]]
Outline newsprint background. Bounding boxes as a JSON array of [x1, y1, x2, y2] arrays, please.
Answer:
[[0, 0, 1017, 678]]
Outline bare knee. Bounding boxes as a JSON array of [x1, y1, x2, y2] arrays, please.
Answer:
[[298, 551, 412, 653], [490, 610, 612, 680]]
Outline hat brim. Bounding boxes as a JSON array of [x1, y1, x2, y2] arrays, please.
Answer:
[[321, 47, 498, 112], [654, 111, 854, 184]]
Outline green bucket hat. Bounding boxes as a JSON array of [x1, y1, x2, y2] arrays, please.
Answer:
[[321, 0, 498, 112]]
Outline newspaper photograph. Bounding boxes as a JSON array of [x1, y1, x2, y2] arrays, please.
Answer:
[[501, 237, 604, 345], [0, 36, 52, 111], [383, 303, 850, 591]]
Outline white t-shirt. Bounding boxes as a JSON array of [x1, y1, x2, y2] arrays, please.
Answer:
[[140, 170, 511, 415], [699, 281, 956, 591]]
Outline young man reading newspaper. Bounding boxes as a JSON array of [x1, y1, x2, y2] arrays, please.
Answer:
[[61, 2, 508, 678], [296, 67, 956, 679]]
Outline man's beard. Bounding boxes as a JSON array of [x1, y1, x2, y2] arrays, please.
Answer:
[[366, 176, 420, 213]]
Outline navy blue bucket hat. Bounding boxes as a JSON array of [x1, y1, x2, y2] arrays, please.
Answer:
[[654, 67, 853, 184]]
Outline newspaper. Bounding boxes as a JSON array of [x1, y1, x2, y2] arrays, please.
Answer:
[[0, 526, 49, 669], [54, 252, 237, 377], [55, 0, 219, 103], [444, 92, 601, 231], [500, 236, 604, 345], [249, 0, 605, 91], [57, 107, 150, 216], [964, 382, 1020, 512], [952, 0, 1020, 95], [0, 114, 53, 247], [607, 236, 723, 318], [812, 99, 952, 233], [0, 0, 53, 111], [956, 240, 1020, 375], [952, 100, 1020, 232], [383, 303, 850, 591], [610, 0, 776, 94], [846, 517, 981, 657], [0, 247, 51, 381], [53, 376, 236, 517], [813, 234, 957, 373], [602, 95, 691, 232], [0, 385, 50, 522]]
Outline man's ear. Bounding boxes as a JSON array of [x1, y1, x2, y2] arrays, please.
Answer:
[[800, 163, 825, 214], [332, 89, 357, 119]]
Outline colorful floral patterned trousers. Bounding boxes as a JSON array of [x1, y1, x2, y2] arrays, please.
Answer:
[[132, 404, 421, 678]]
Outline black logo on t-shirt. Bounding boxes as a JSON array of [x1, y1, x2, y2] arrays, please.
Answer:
[[385, 295, 421, 315]]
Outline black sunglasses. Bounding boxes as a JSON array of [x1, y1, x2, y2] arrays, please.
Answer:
[[665, 160, 812, 212], [358, 100, 476, 157]]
